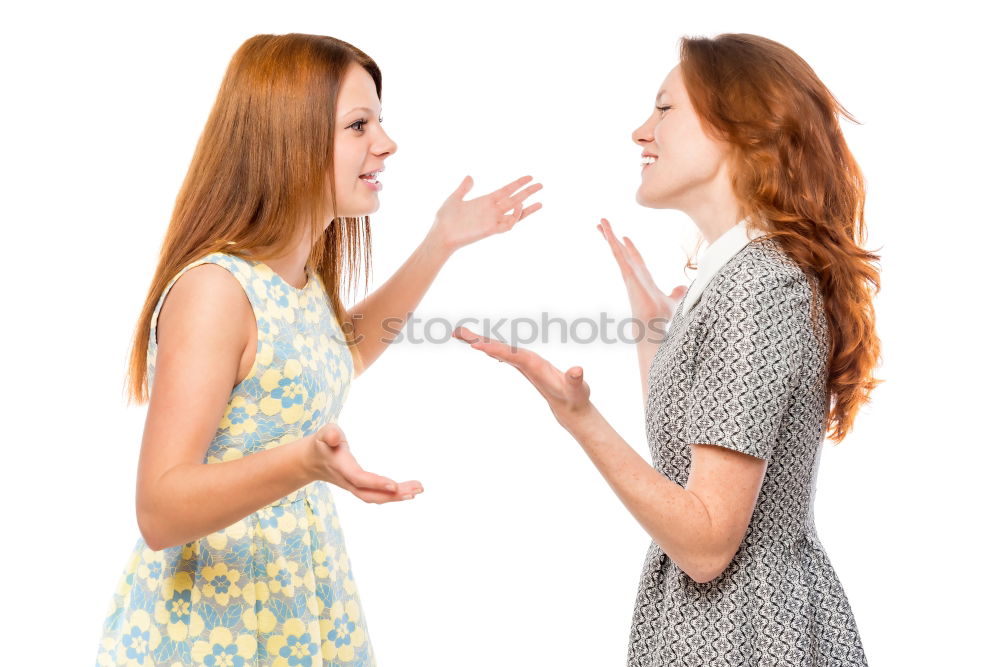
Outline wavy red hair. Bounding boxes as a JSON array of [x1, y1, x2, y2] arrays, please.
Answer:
[[679, 33, 883, 444]]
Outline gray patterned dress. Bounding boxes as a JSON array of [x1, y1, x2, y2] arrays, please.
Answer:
[[628, 237, 868, 666]]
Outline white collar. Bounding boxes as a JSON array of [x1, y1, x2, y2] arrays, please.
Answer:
[[681, 217, 766, 316]]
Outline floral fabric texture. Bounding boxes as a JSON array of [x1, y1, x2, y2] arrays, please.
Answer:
[[95, 252, 375, 666], [629, 238, 868, 666]]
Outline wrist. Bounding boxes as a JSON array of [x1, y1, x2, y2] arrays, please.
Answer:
[[294, 436, 319, 485], [559, 401, 602, 436], [422, 226, 457, 263]]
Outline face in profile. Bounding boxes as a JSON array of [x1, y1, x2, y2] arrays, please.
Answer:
[[632, 65, 731, 211], [328, 62, 398, 220]]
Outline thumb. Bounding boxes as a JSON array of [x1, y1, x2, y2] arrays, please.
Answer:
[[315, 423, 346, 448], [671, 284, 689, 297], [565, 366, 586, 397], [451, 175, 473, 201]]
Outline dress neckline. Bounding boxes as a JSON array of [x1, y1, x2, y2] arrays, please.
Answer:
[[248, 258, 312, 293]]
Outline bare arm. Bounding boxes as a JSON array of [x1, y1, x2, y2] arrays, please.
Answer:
[[562, 407, 765, 583], [347, 174, 543, 376], [136, 264, 419, 551], [454, 327, 765, 583], [345, 236, 451, 376]]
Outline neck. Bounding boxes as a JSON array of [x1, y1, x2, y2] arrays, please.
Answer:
[[677, 168, 745, 245], [249, 222, 317, 289]]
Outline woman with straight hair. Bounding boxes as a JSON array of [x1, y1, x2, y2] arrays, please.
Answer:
[[94, 33, 541, 666], [456, 33, 879, 665]]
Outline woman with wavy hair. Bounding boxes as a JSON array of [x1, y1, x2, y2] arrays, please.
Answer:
[[456, 33, 879, 665], [94, 33, 541, 666]]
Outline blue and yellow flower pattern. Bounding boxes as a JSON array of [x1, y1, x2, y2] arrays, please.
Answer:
[[94, 252, 375, 666]]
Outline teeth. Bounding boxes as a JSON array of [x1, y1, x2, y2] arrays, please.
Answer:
[[360, 168, 383, 182], [641, 156, 657, 165]]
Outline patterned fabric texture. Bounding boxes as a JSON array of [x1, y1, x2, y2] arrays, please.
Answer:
[[94, 252, 376, 666], [629, 238, 868, 666]]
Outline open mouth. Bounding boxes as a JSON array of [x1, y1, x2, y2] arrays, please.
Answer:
[[360, 168, 383, 184]]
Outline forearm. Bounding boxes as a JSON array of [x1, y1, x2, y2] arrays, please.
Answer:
[[566, 405, 719, 581], [138, 438, 314, 550], [347, 234, 451, 372]]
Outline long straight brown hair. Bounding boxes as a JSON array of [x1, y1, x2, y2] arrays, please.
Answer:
[[125, 33, 377, 405], [679, 33, 883, 444]]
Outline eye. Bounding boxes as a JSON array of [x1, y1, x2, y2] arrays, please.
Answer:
[[349, 118, 368, 132], [656, 105, 672, 114]]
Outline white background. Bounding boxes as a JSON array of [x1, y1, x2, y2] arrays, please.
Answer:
[[2, 1, 996, 664]]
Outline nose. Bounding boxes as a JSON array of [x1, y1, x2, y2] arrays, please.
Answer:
[[374, 126, 397, 158], [632, 115, 654, 147]]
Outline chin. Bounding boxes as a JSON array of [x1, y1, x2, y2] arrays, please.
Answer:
[[341, 202, 379, 218], [635, 186, 665, 209]]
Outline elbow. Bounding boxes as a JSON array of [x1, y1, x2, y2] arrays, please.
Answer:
[[683, 551, 734, 584], [688, 564, 723, 585], [137, 516, 163, 552], [136, 503, 168, 552], [686, 551, 736, 584], [685, 563, 721, 585]]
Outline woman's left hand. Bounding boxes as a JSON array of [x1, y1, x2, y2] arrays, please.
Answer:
[[429, 175, 543, 254], [452, 325, 593, 430]]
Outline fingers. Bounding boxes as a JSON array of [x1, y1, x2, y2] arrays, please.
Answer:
[[520, 202, 543, 220], [495, 182, 543, 222], [494, 174, 533, 199], [453, 326, 523, 365], [601, 218, 630, 252], [351, 480, 425, 504], [598, 218, 631, 272], [461, 331, 550, 394], [500, 202, 524, 228], [503, 182, 543, 207], [344, 466, 400, 493], [622, 236, 648, 268], [329, 442, 402, 493], [452, 325, 487, 345], [450, 175, 475, 202]]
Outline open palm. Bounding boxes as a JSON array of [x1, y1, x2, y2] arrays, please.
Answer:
[[431, 175, 543, 253], [452, 326, 591, 429], [598, 217, 686, 324]]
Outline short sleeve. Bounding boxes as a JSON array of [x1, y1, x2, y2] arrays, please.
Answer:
[[679, 271, 807, 461]]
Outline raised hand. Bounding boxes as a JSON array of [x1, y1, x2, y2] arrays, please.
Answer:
[[452, 326, 593, 430], [305, 423, 423, 504], [597, 218, 687, 327], [429, 174, 543, 254]]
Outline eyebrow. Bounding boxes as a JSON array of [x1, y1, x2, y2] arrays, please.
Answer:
[[340, 106, 381, 118], [655, 89, 669, 102]]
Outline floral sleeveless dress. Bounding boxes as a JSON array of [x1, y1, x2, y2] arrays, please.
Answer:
[[94, 252, 377, 667]]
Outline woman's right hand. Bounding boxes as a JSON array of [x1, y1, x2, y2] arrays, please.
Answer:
[[304, 423, 423, 504], [597, 218, 688, 328]]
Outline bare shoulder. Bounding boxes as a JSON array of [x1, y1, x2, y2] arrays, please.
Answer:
[[155, 262, 254, 368]]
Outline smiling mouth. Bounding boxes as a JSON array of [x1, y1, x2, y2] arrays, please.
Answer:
[[360, 169, 382, 183]]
